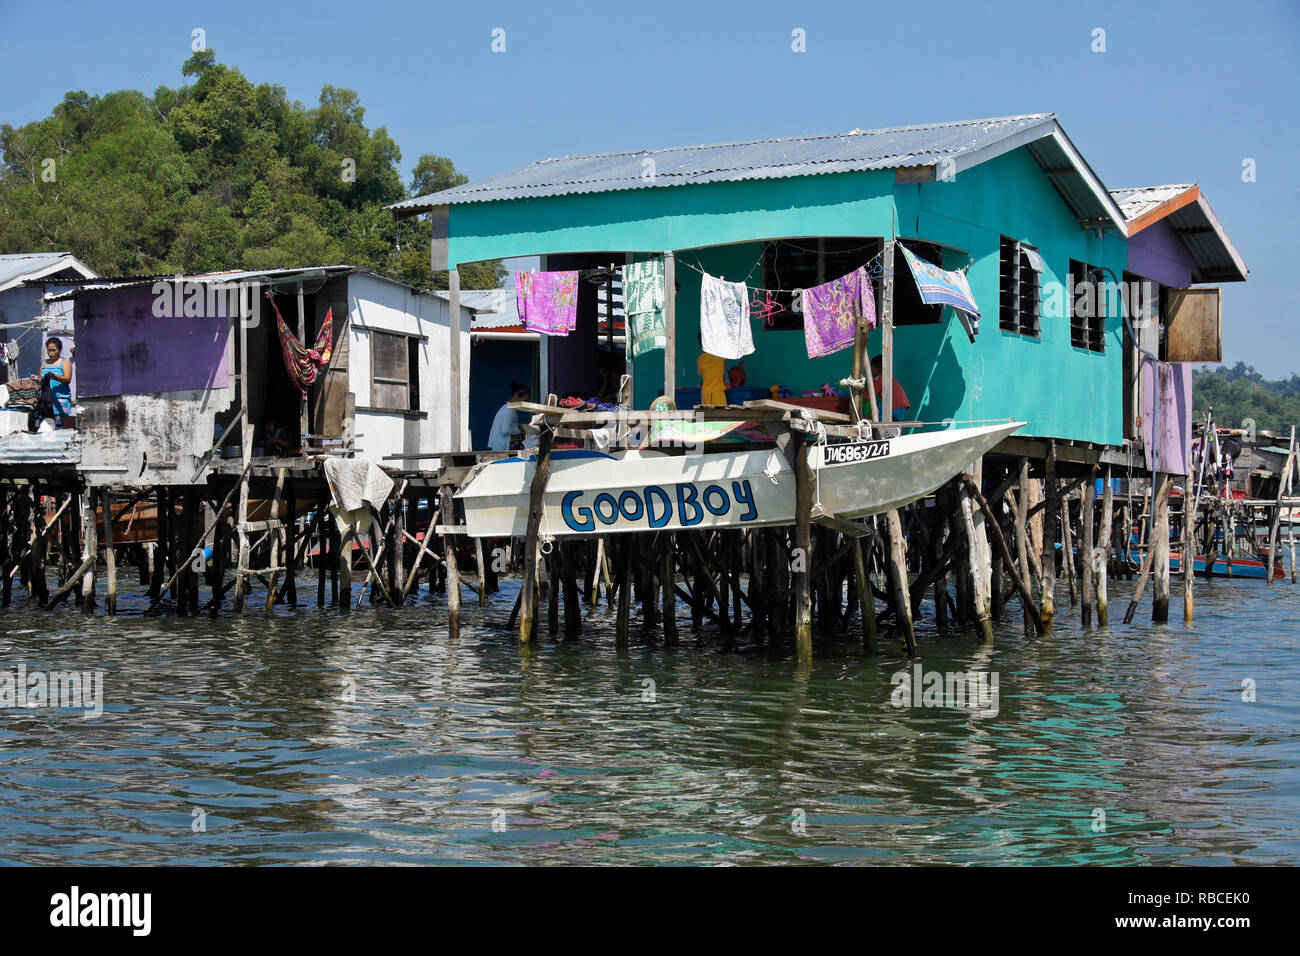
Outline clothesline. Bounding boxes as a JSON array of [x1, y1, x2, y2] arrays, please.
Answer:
[[673, 251, 895, 293]]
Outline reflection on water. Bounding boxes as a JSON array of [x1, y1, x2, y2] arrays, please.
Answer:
[[1, 575, 1297, 865]]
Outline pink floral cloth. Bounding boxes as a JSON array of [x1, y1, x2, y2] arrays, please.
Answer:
[[515, 270, 579, 336], [802, 266, 875, 359]]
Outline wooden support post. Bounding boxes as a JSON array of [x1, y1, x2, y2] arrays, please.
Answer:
[[448, 267, 464, 451], [589, 538, 604, 608], [789, 429, 814, 664], [285, 480, 298, 606], [1040, 443, 1058, 633], [932, 493, 951, 626], [562, 541, 581, 639], [660, 533, 677, 645], [102, 488, 117, 616], [0, 490, 11, 608], [29, 489, 48, 605], [1097, 468, 1114, 626], [957, 480, 994, 642], [616, 538, 631, 647], [1060, 493, 1077, 607], [1081, 469, 1096, 627], [1182, 473, 1196, 622], [519, 423, 554, 646], [264, 468, 288, 614], [1151, 471, 1171, 623], [1266, 427, 1296, 585], [475, 537, 488, 607], [233, 301, 252, 611], [880, 239, 895, 421], [662, 252, 676, 405], [853, 535, 877, 653], [1123, 476, 1172, 625], [1014, 459, 1035, 637], [211, 507, 227, 618], [441, 486, 461, 639], [886, 510, 915, 655], [962, 475, 1044, 635], [78, 488, 96, 614]]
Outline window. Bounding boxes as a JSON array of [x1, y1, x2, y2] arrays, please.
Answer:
[[892, 240, 947, 327], [1069, 259, 1105, 353], [999, 237, 1041, 336], [760, 238, 881, 330], [370, 331, 420, 410]]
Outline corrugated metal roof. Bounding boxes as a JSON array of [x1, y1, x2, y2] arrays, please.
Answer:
[[393, 113, 1060, 209], [1109, 184, 1247, 282], [1110, 184, 1195, 222], [45, 265, 356, 301], [0, 252, 95, 292]]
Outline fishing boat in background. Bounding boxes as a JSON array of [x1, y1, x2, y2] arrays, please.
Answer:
[[458, 420, 1024, 539]]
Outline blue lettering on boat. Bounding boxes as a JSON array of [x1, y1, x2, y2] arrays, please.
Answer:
[[677, 483, 702, 526], [561, 490, 595, 532], [732, 480, 757, 521], [558, 479, 761, 531], [645, 486, 671, 528]]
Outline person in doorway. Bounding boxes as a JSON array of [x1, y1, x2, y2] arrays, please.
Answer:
[[488, 382, 530, 451], [40, 337, 74, 429], [870, 354, 910, 421], [264, 419, 290, 456], [697, 333, 727, 406]]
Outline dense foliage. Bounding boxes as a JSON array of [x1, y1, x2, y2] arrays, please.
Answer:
[[1194, 362, 1300, 435], [0, 50, 502, 289]]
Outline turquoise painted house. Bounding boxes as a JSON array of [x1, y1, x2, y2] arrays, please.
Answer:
[[392, 114, 1143, 451]]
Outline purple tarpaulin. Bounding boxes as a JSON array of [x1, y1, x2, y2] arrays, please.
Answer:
[[1143, 359, 1192, 475], [73, 288, 230, 398]]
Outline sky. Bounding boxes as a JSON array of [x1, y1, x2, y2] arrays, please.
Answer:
[[1, 0, 1297, 376]]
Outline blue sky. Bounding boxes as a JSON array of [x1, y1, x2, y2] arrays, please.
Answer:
[[2, 0, 1297, 376]]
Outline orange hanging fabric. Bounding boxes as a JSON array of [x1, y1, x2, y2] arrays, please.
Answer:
[[266, 292, 333, 398]]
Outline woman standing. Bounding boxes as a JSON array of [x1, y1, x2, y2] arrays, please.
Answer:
[[41, 337, 74, 429]]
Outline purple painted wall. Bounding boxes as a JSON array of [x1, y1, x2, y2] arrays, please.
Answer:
[[1130, 220, 1198, 473], [73, 287, 230, 398], [1126, 218, 1196, 289]]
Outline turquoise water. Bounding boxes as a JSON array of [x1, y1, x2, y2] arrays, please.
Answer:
[[0, 574, 1297, 865]]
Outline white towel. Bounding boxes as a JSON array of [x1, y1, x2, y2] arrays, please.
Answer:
[[700, 273, 754, 361]]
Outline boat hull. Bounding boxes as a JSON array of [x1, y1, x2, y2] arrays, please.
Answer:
[[457, 421, 1023, 538]]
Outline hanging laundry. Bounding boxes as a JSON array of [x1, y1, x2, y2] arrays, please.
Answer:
[[898, 244, 981, 342], [700, 272, 754, 361], [266, 292, 333, 399], [515, 270, 579, 336], [623, 258, 666, 357], [802, 266, 876, 359]]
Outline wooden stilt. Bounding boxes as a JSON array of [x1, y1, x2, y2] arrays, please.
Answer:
[[519, 423, 554, 646], [1014, 458, 1034, 637], [1182, 473, 1196, 622], [957, 479, 993, 641], [1040, 444, 1058, 633], [1081, 469, 1096, 627], [660, 532, 678, 645], [78, 488, 97, 614], [853, 534, 877, 653], [885, 510, 915, 655], [616, 538, 631, 647], [264, 468, 288, 614], [475, 537, 488, 607], [102, 488, 117, 616], [338, 522, 353, 611], [441, 485, 461, 639], [561, 541, 581, 639], [781, 426, 814, 663], [0, 490, 12, 608], [1060, 492, 1077, 607], [1123, 476, 1172, 624], [211, 506, 227, 618], [1097, 468, 1113, 626], [285, 479, 298, 607], [1266, 427, 1296, 585], [962, 475, 1043, 635], [1151, 471, 1171, 623]]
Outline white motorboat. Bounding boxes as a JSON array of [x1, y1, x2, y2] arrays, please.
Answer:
[[457, 420, 1024, 538]]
